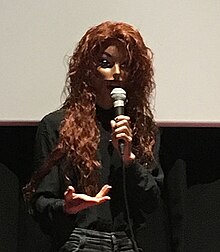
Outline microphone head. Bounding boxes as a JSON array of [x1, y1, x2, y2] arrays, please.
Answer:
[[110, 88, 126, 108]]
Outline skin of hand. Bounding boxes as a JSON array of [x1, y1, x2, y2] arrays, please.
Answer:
[[110, 115, 136, 166], [63, 184, 111, 214]]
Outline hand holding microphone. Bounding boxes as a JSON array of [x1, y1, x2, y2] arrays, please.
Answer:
[[110, 88, 135, 164]]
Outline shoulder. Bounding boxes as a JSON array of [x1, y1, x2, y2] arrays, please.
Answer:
[[39, 109, 66, 131]]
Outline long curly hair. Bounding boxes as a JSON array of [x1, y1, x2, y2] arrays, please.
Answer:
[[23, 21, 157, 199]]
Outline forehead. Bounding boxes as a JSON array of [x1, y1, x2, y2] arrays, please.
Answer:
[[100, 39, 128, 58]]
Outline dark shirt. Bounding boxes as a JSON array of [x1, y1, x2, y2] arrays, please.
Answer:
[[31, 108, 164, 249]]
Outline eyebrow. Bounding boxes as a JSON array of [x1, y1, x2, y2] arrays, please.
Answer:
[[102, 51, 112, 58]]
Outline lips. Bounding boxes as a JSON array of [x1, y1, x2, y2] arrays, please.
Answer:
[[105, 80, 124, 90]]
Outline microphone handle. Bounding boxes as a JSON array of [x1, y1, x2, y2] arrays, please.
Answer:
[[119, 139, 125, 155], [114, 106, 124, 117]]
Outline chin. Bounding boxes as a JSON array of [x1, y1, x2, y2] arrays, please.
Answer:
[[96, 95, 113, 110]]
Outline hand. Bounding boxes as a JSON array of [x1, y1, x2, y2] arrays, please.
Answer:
[[111, 115, 135, 165], [63, 184, 111, 214]]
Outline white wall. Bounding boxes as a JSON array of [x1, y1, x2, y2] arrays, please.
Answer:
[[1, 0, 220, 125]]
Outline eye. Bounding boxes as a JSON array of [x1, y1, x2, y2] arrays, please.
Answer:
[[99, 58, 112, 68], [121, 61, 129, 69]]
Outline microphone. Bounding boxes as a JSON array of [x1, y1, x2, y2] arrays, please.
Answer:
[[110, 88, 126, 155]]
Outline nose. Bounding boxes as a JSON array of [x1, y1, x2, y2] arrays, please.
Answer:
[[113, 64, 122, 81]]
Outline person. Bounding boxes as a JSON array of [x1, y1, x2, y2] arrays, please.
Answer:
[[23, 21, 164, 252]]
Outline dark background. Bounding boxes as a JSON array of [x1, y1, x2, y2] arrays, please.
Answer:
[[1, 126, 219, 188], [0, 126, 220, 251]]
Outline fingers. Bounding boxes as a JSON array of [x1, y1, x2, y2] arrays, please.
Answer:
[[95, 196, 111, 204], [96, 184, 112, 198], [112, 115, 131, 129], [110, 119, 116, 129], [64, 195, 110, 214], [72, 195, 110, 214], [64, 185, 111, 215], [111, 115, 135, 164], [64, 186, 75, 201], [114, 115, 130, 122], [66, 186, 75, 193], [111, 116, 132, 143], [112, 115, 132, 133]]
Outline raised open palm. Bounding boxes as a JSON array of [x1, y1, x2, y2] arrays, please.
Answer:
[[64, 184, 111, 214]]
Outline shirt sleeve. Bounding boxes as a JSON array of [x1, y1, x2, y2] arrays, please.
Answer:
[[31, 164, 76, 246], [125, 131, 164, 214], [30, 110, 75, 237], [31, 110, 65, 213]]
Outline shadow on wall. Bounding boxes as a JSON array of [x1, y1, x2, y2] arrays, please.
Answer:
[[160, 128, 220, 251]]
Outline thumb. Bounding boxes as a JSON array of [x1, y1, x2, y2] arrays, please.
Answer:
[[64, 186, 75, 198], [110, 120, 116, 129], [67, 186, 75, 193]]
